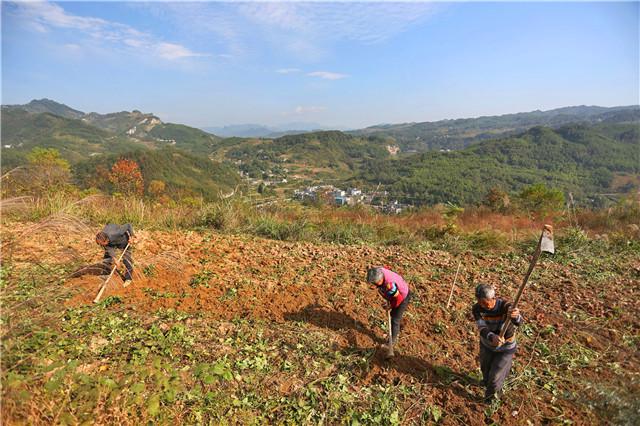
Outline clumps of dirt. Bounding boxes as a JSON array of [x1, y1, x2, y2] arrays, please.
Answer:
[[3, 222, 639, 425]]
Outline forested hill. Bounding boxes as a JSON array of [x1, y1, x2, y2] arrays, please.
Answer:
[[212, 130, 396, 181], [352, 105, 640, 153], [1, 107, 222, 166], [1, 108, 145, 166], [73, 148, 240, 200], [1, 107, 239, 201], [3, 98, 84, 119], [2, 99, 222, 155], [355, 122, 640, 206]]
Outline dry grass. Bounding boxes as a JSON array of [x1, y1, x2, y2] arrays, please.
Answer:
[[1, 193, 638, 254], [0, 196, 35, 214]]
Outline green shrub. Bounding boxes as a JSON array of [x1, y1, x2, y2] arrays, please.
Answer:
[[466, 229, 511, 252], [318, 221, 375, 244], [558, 226, 590, 252], [250, 216, 312, 241]]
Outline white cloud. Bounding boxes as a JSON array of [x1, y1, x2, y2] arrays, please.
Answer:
[[239, 2, 439, 44], [308, 71, 348, 80], [282, 105, 327, 116], [277, 68, 301, 74], [128, 2, 440, 62], [156, 43, 207, 60], [9, 0, 207, 62], [294, 105, 326, 114]]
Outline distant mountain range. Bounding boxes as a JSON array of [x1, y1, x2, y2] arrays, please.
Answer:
[[5, 98, 85, 119], [2, 98, 638, 205], [3, 99, 222, 155], [202, 122, 350, 138], [351, 105, 640, 152]]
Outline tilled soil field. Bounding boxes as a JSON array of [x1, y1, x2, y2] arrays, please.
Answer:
[[2, 223, 639, 424]]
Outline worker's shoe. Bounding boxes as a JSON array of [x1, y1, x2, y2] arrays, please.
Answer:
[[123, 279, 132, 288]]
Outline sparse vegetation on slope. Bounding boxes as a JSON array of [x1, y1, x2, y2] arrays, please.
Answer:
[[2, 199, 638, 424]]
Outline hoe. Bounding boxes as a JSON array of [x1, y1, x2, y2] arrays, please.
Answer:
[[382, 308, 395, 360], [499, 224, 555, 339], [94, 241, 131, 304]]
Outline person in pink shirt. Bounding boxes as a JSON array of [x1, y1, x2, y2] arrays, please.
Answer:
[[366, 266, 412, 349]]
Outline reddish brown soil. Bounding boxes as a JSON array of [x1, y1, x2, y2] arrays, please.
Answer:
[[3, 224, 639, 425]]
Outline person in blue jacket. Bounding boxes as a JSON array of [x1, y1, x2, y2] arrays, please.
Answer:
[[472, 283, 523, 403]]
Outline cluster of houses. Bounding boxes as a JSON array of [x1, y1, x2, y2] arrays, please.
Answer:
[[293, 185, 410, 214]]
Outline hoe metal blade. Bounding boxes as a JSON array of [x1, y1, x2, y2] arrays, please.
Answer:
[[540, 224, 555, 254]]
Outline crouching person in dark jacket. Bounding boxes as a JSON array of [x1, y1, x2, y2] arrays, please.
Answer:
[[472, 283, 523, 403], [95, 223, 135, 287]]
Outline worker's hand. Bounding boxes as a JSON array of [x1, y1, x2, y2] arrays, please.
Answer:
[[490, 333, 505, 347], [382, 301, 391, 311], [508, 307, 520, 319]]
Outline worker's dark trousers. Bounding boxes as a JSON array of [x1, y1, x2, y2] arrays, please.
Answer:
[[479, 344, 514, 400], [104, 245, 134, 280], [390, 292, 412, 343]]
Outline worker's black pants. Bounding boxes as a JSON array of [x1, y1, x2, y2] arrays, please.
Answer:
[[390, 291, 412, 343], [104, 245, 134, 280], [479, 344, 514, 401]]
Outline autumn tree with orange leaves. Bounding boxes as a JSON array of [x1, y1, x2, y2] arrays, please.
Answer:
[[109, 158, 144, 196]]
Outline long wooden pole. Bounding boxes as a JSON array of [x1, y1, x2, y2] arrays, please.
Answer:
[[446, 261, 462, 309], [386, 309, 394, 358], [498, 232, 544, 338], [94, 242, 130, 304]]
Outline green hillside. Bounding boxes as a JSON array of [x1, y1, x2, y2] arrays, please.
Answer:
[[1, 108, 146, 167], [74, 147, 240, 200], [3, 100, 223, 156], [148, 123, 222, 155], [355, 123, 640, 206], [214, 131, 394, 181], [1, 108, 238, 200], [3, 98, 84, 119], [82, 110, 160, 135], [353, 105, 640, 152]]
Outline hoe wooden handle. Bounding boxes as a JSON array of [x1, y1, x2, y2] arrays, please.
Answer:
[[94, 242, 130, 304], [498, 226, 550, 338]]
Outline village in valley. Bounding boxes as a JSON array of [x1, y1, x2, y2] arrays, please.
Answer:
[[293, 185, 410, 214]]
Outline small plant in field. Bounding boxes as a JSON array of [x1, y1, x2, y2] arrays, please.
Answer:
[[190, 270, 213, 288], [100, 295, 122, 307], [433, 321, 447, 334], [220, 287, 238, 301], [142, 288, 177, 299], [143, 264, 157, 277], [193, 360, 233, 383], [422, 404, 443, 423]]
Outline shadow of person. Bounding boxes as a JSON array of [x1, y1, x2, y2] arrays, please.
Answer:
[[343, 346, 482, 402], [68, 262, 112, 278], [284, 304, 386, 346], [285, 304, 481, 403], [68, 262, 126, 280]]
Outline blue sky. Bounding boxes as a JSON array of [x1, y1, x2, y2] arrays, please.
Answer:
[[2, 1, 638, 128]]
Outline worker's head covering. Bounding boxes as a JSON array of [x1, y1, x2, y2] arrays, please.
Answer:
[[366, 267, 384, 285], [95, 231, 109, 246], [475, 283, 495, 300]]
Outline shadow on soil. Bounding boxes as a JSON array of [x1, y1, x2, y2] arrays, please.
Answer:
[[284, 303, 386, 346], [285, 305, 482, 404]]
